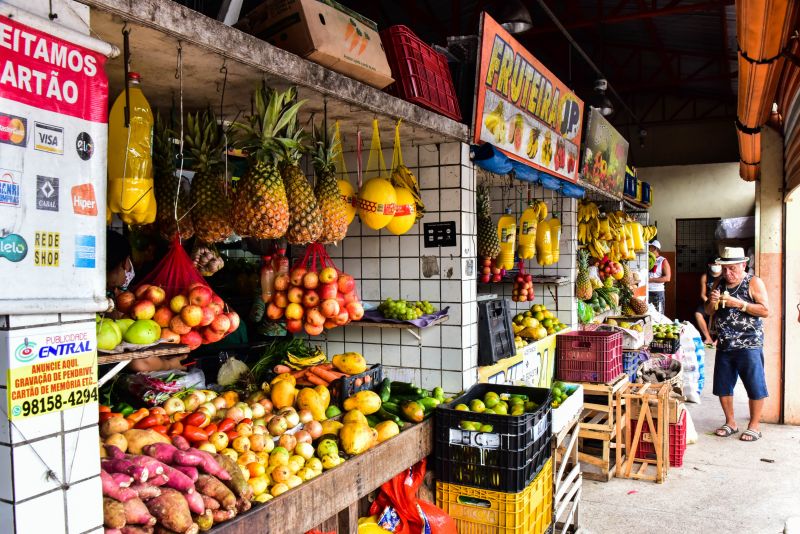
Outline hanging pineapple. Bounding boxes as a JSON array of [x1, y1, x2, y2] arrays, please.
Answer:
[[576, 248, 593, 301], [312, 124, 348, 244], [233, 86, 297, 239], [477, 183, 500, 259], [154, 113, 193, 241], [620, 283, 648, 316], [186, 110, 233, 243]]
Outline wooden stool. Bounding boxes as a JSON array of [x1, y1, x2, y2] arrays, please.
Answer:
[[615, 382, 670, 483]]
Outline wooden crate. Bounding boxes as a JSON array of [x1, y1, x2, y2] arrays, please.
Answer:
[[553, 415, 581, 534], [579, 374, 629, 433], [577, 429, 624, 482], [615, 382, 670, 484]]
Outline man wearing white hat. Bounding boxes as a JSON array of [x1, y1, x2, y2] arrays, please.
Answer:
[[705, 247, 770, 442], [648, 240, 670, 314]]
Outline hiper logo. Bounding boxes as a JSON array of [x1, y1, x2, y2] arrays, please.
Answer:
[[71, 183, 98, 216], [0, 168, 21, 207], [15, 339, 37, 363], [0, 233, 28, 262], [36, 176, 59, 211], [33, 122, 64, 155], [0, 113, 27, 147]]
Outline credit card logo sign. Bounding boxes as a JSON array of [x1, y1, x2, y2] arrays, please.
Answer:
[[36, 176, 59, 212], [34, 122, 64, 155], [0, 234, 28, 262], [0, 113, 27, 147], [71, 183, 98, 216], [75, 234, 96, 268], [76, 132, 93, 161], [0, 168, 21, 207]]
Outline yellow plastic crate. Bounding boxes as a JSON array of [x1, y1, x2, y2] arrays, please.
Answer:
[[436, 458, 552, 534]]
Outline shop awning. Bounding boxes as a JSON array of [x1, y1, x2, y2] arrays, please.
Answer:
[[777, 40, 800, 199], [736, 0, 798, 181], [470, 144, 586, 199]]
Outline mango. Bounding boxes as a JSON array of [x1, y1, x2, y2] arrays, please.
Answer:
[[316, 438, 339, 458], [296, 388, 326, 421], [332, 352, 367, 375], [320, 420, 343, 436], [375, 420, 400, 443], [400, 401, 424, 423], [314, 385, 331, 411], [339, 422, 375, 455], [343, 409, 369, 426], [271, 373, 296, 386], [123, 319, 160, 345], [343, 390, 381, 415], [270, 379, 297, 409]]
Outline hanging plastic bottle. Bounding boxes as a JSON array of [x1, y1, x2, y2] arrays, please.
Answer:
[[272, 242, 290, 275], [496, 208, 516, 270], [517, 203, 538, 260], [108, 72, 156, 224], [536, 218, 552, 266], [631, 221, 645, 251], [260, 255, 275, 303], [549, 216, 562, 264]]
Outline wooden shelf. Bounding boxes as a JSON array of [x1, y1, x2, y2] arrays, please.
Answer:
[[623, 196, 651, 211], [98, 344, 191, 365], [212, 419, 433, 534], [350, 315, 448, 330]]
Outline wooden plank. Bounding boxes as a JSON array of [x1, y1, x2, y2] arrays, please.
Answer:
[[214, 419, 433, 534], [98, 344, 190, 364]]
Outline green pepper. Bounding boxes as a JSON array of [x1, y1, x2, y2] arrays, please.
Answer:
[[118, 403, 135, 417]]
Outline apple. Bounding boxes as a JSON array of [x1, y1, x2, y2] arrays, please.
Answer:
[[207, 300, 224, 316], [160, 327, 180, 343], [320, 298, 340, 319], [285, 302, 304, 320], [116, 291, 136, 313], [131, 300, 156, 320], [169, 315, 192, 335], [302, 271, 319, 290], [319, 283, 338, 300], [306, 307, 325, 327], [199, 306, 216, 327], [273, 273, 290, 291], [181, 305, 203, 327], [211, 314, 231, 334], [144, 285, 166, 306], [273, 291, 289, 308], [202, 327, 224, 344], [323, 319, 338, 329], [289, 267, 307, 287], [304, 322, 324, 336], [170, 294, 188, 314], [334, 310, 350, 326], [153, 306, 174, 328], [211, 294, 224, 307], [346, 301, 364, 321], [285, 318, 303, 334], [266, 303, 284, 321], [302, 290, 320, 308], [342, 291, 358, 305], [187, 282, 206, 292], [288, 286, 304, 304], [134, 284, 152, 299], [318, 267, 338, 284], [226, 311, 240, 333], [189, 285, 213, 307], [337, 273, 355, 294], [181, 330, 203, 350], [336, 295, 347, 310]]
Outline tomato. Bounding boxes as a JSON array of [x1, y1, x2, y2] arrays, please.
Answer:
[[183, 425, 208, 443], [217, 418, 235, 433], [99, 405, 111, 413], [225, 430, 239, 441], [151, 425, 168, 436], [168, 422, 184, 437], [99, 412, 121, 423], [204, 423, 218, 437]]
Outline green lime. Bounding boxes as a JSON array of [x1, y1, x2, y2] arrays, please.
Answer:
[[455, 403, 469, 411], [469, 399, 486, 413], [325, 405, 342, 418], [479, 424, 494, 433]]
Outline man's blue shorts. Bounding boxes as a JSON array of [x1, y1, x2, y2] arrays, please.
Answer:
[[713, 347, 769, 400]]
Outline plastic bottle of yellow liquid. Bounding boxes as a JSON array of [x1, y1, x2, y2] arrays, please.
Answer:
[[536, 218, 552, 265], [549, 216, 562, 263], [631, 221, 645, 251], [108, 72, 156, 224], [517, 203, 538, 260], [496, 208, 516, 269]]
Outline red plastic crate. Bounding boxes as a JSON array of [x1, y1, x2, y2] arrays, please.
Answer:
[[556, 330, 623, 383], [380, 25, 461, 121], [633, 408, 687, 467]]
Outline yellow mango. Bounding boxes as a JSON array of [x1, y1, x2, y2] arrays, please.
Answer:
[[271, 373, 296, 386], [375, 420, 400, 443], [343, 409, 369, 426], [270, 379, 296, 409], [339, 422, 375, 455], [343, 390, 381, 415], [296, 388, 326, 421], [332, 352, 367, 375], [314, 385, 331, 411]]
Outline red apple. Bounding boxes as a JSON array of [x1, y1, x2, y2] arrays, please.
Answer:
[[302, 290, 320, 308], [208, 300, 224, 316], [181, 305, 203, 327], [153, 306, 174, 328], [160, 328, 180, 343], [323, 319, 338, 329], [337, 274, 355, 294], [189, 285, 213, 307], [289, 267, 307, 287], [346, 302, 364, 321], [134, 284, 152, 299], [170, 315, 192, 335], [303, 271, 319, 290], [199, 306, 216, 327], [304, 322, 324, 336], [201, 327, 224, 344], [285, 302, 304, 320], [319, 283, 338, 300], [334, 310, 350, 326], [273, 273, 290, 291], [285, 318, 303, 334], [288, 286, 304, 304], [144, 285, 166, 306], [336, 295, 347, 310], [342, 291, 358, 305], [266, 303, 284, 321], [170, 294, 188, 314], [131, 300, 156, 320], [211, 314, 231, 334], [318, 267, 338, 284], [211, 294, 224, 307], [273, 291, 288, 308], [116, 291, 136, 313], [320, 299, 340, 319], [181, 330, 203, 350], [306, 307, 325, 327], [226, 311, 240, 334]]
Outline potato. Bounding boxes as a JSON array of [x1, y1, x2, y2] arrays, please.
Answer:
[[106, 433, 129, 454], [101, 416, 131, 438], [123, 429, 170, 455]]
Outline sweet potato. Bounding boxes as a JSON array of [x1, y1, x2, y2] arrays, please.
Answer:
[[171, 435, 191, 451], [121, 526, 154, 534], [211, 509, 235, 523], [101, 416, 131, 438], [103, 497, 126, 529], [194, 510, 213, 532], [145, 488, 193, 534], [213, 454, 252, 500], [124, 429, 171, 455], [105, 529, 123, 534], [235, 497, 251, 513], [143, 443, 179, 464], [195, 474, 236, 510], [111, 473, 134, 488], [102, 469, 137, 501], [183, 489, 205, 515], [200, 495, 220, 511], [105, 445, 127, 460], [106, 433, 129, 454], [193, 450, 230, 480], [172, 465, 198, 483], [129, 483, 161, 500], [123, 497, 156, 527]]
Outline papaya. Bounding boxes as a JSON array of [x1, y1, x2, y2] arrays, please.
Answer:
[[339, 422, 375, 455], [320, 420, 343, 437], [343, 409, 369, 426], [296, 388, 326, 421], [314, 385, 331, 411], [375, 420, 400, 443], [400, 401, 425, 423], [332, 352, 367, 375], [343, 390, 382, 415], [270, 379, 297, 410]]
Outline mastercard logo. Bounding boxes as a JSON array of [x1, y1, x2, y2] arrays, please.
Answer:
[[0, 113, 27, 147]]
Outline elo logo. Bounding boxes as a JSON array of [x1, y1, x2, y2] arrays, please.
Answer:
[[0, 233, 28, 262], [15, 340, 37, 363]]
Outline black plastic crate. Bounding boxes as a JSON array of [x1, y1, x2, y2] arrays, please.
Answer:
[[329, 364, 383, 406], [434, 383, 552, 492], [477, 299, 515, 366], [649, 338, 679, 354]]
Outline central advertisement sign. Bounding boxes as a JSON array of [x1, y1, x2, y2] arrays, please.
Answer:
[[474, 13, 584, 182]]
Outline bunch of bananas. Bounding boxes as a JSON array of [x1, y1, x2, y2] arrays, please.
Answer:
[[483, 101, 506, 143], [642, 225, 658, 242], [284, 347, 326, 370], [579, 203, 644, 261], [391, 164, 425, 221], [530, 199, 548, 221], [578, 201, 600, 222]]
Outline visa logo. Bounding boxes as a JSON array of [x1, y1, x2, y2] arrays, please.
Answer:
[[33, 122, 64, 155]]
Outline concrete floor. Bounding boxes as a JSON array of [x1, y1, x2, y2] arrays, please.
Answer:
[[579, 349, 800, 534]]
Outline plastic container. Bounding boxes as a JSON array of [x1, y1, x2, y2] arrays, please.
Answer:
[[634, 408, 687, 467], [535, 218, 553, 265], [496, 208, 516, 270], [624, 172, 637, 198], [434, 383, 552, 492], [517, 204, 538, 260], [436, 458, 553, 534], [549, 217, 562, 263], [555, 330, 623, 383], [380, 25, 461, 121], [477, 299, 515, 366], [329, 364, 383, 406], [108, 72, 156, 225], [641, 181, 652, 205], [650, 337, 680, 354], [623, 349, 649, 383]]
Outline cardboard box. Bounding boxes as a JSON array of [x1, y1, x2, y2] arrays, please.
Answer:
[[600, 315, 653, 350], [237, 0, 394, 89], [552, 383, 583, 434]]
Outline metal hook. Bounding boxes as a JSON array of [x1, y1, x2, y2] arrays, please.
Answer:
[[174, 41, 183, 80]]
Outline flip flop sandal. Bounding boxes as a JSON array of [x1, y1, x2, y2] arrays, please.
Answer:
[[740, 429, 762, 442], [715, 424, 738, 437]]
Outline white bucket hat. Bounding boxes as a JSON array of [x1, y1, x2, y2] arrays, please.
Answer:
[[716, 246, 749, 265], [649, 240, 662, 250]]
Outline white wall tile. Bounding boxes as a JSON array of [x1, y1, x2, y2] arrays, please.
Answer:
[[12, 435, 63, 501], [421, 347, 442, 369], [326, 327, 344, 341], [344, 327, 362, 342], [420, 280, 441, 302], [443, 303, 461, 324], [362, 343, 382, 364], [440, 143, 461, 165], [421, 370, 442, 390], [419, 167, 439, 190], [344, 342, 363, 355], [460, 143, 472, 165], [380, 236, 399, 257], [399, 235, 420, 257], [361, 279, 380, 301], [400, 257, 420, 279], [362, 236, 380, 257], [400, 280, 420, 301], [380, 279, 399, 297], [10, 409, 62, 444], [362, 328, 381, 345], [440, 189, 460, 211], [403, 145, 419, 167], [440, 166, 460, 188], [0, 393, 10, 443], [362, 259, 380, 279], [442, 349, 462, 371], [343, 237, 361, 258], [342, 258, 361, 278], [419, 145, 439, 167], [381, 329, 400, 345], [0, 501, 12, 534], [327, 341, 345, 355], [420, 327, 441, 348], [442, 371, 463, 394], [380, 257, 399, 278], [440, 325, 462, 348], [0, 445, 11, 501], [14, 485, 65, 532], [62, 402, 98, 432], [401, 346, 421, 368], [462, 368, 478, 390], [63, 427, 100, 484], [66, 476, 102, 534], [381, 345, 401, 366], [441, 280, 461, 301]]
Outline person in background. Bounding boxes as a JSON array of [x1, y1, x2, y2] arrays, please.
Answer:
[[706, 247, 769, 442], [695, 257, 723, 346], [648, 240, 671, 314]]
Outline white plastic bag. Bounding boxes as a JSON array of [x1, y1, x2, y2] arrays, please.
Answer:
[[684, 408, 698, 444]]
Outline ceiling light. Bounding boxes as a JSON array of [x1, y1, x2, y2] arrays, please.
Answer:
[[489, 0, 533, 34], [592, 78, 614, 117]]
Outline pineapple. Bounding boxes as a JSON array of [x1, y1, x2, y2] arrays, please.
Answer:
[[576, 249, 593, 300], [186, 110, 233, 243], [312, 124, 348, 244], [477, 183, 500, 258], [154, 113, 193, 241], [620, 284, 647, 316], [232, 86, 296, 239], [622, 261, 633, 287]]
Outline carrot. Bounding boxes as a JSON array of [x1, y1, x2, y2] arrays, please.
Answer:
[[349, 29, 361, 52], [291, 369, 309, 380], [295, 379, 315, 387], [309, 366, 343, 383], [274, 364, 292, 374], [344, 19, 356, 41], [126, 408, 150, 426], [318, 363, 334, 370], [306, 373, 329, 387]]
